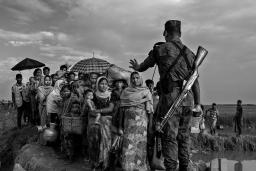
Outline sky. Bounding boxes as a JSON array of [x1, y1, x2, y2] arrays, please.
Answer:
[[0, 0, 256, 104]]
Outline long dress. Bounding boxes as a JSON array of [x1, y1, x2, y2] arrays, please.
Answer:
[[120, 103, 149, 171], [37, 86, 53, 145], [37, 86, 53, 126], [87, 95, 112, 169]]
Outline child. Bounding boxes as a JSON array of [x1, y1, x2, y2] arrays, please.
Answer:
[[84, 89, 100, 125], [70, 101, 82, 117]]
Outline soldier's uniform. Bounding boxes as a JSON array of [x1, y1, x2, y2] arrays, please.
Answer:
[[137, 20, 198, 171]]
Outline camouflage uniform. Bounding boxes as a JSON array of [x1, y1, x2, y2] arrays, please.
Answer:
[[136, 21, 198, 171]]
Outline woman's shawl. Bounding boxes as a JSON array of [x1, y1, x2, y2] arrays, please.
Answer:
[[37, 86, 53, 104], [120, 86, 153, 108]]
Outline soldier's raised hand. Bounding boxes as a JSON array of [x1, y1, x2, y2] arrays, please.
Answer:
[[129, 59, 140, 71]]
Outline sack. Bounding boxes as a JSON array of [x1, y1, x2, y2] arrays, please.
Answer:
[[150, 137, 165, 170]]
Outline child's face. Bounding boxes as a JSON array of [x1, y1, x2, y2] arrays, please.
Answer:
[[16, 77, 22, 84], [115, 81, 124, 89], [44, 77, 52, 86], [62, 88, 71, 98], [85, 92, 93, 100]]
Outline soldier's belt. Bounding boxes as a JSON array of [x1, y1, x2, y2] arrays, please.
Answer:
[[160, 80, 182, 93]]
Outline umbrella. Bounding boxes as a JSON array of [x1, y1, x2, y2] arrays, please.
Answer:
[[70, 57, 111, 74], [11, 58, 45, 71]]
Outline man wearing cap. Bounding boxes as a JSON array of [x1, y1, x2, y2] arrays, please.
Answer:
[[130, 20, 201, 171]]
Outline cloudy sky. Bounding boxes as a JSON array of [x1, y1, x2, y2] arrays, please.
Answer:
[[0, 0, 256, 104]]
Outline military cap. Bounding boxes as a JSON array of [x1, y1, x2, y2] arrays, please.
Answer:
[[165, 20, 181, 34]]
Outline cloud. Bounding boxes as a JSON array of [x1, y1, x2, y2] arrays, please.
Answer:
[[0, 29, 70, 47], [8, 40, 42, 46], [0, 0, 54, 17]]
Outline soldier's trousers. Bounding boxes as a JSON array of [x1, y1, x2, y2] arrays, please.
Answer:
[[160, 106, 192, 171]]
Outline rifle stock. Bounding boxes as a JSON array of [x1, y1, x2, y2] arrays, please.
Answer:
[[159, 46, 208, 131]]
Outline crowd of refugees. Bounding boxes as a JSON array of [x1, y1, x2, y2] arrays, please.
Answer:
[[11, 64, 161, 170], [11, 64, 245, 170]]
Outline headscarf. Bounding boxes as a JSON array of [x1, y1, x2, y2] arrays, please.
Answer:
[[120, 72, 153, 107], [53, 79, 65, 95], [95, 76, 111, 99], [46, 79, 65, 114]]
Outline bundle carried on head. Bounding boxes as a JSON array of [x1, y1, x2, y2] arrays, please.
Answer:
[[106, 64, 131, 87]]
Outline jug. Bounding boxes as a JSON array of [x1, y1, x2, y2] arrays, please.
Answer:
[[42, 123, 58, 142]]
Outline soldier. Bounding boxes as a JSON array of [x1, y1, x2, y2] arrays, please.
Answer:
[[130, 20, 201, 171]]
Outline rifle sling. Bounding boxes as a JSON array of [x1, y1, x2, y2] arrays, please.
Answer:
[[171, 41, 192, 70], [161, 42, 187, 81]]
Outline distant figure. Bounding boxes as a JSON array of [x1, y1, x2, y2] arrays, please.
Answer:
[[206, 103, 219, 135], [199, 104, 206, 133], [234, 100, 243, 136]]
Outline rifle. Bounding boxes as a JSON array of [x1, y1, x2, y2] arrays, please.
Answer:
[[157, 46, 208, 132]]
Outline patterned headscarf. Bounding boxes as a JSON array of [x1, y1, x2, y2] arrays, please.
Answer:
[[120, 72, 153, 107]]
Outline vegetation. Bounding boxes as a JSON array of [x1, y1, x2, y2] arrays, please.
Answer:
[[204, 104, 256, 128]]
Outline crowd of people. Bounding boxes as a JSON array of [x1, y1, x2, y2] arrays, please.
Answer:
[[11, 64, 160, 170]]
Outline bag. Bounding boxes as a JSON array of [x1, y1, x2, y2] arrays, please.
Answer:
[[109, 135, 123, 169], [199, 118, 205, 130], [150, 137, 165, 170], [110, 135, 123, 154]]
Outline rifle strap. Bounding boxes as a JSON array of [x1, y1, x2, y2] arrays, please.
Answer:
[[171, 41, 192, 70], [161, 42, 187, 81]]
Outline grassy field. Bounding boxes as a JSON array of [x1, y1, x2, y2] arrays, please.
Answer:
[[204, 104, 256, 128], [0, 105, 16, 134]]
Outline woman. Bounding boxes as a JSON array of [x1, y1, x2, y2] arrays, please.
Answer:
[[87, 76, 114, 170], [47, 79, 65, 125], [37, 76, 54, 145], [60, 84, 83, 160], [37, 76, 54, 126], [119, 72, 153, 171]]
